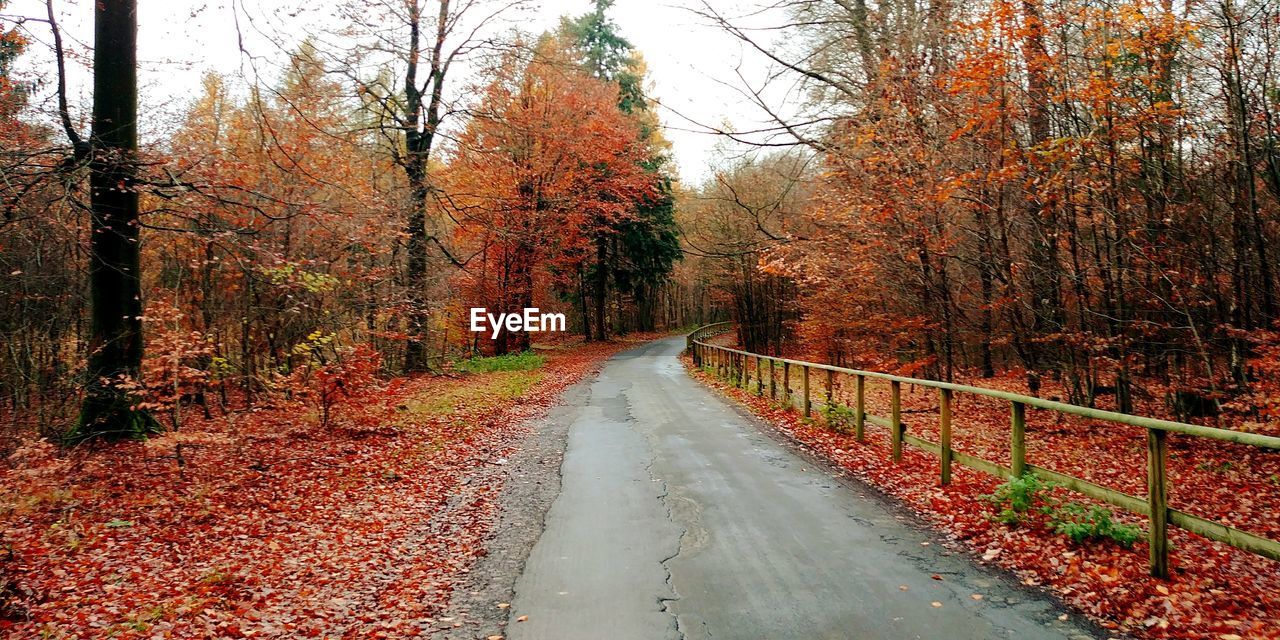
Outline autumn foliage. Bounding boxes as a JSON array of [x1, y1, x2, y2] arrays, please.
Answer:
[[0, 1, 682, 633], [693, 0, 1280, 429], [446, 40, 656, 354], [4, 0, 1280, 636]]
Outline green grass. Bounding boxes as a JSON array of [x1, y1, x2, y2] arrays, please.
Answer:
[[454, 350, 545, 374], [397, 370, 544, 420]]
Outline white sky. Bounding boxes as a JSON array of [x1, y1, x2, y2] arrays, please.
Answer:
[[5, 0, 801, 183]]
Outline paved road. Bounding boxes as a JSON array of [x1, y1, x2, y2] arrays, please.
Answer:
[[510, 337, 1097, 640]]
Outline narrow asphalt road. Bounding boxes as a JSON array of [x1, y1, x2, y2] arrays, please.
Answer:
[[509, 337, 1098, 640]]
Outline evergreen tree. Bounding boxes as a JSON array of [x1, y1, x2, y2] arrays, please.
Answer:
[[559, 0, 681, 335]]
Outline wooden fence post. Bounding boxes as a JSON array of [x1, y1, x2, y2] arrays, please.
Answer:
[[855, 375, 865, 441], [738, 354, 746, 388], [769, 359, 776, 399], [755, 356, 763, 396], [802, 366, 811, 417], [939, 388, 953, 485], [783, 363, 790, 405], [891, 381, 903, 462], [1148, 428, 1169, 578], [1011, 401, 1026, 476], [825, 369, 834, 412]]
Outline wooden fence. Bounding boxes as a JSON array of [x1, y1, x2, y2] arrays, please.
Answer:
[[687, 324, 1280, 578]]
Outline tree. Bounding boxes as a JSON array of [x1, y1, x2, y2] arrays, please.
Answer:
[[155, 44, 399, 409], [680, 152, 808, 355], [559, 0, 681, 339], [70, 0, 162, 440], [0, 0, 24, 121], [339, 0, 530, 372], [693, 0, 1280, 414], [444, 38, 653, 353]]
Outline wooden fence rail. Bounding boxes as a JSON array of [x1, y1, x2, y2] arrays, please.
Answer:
[[685, 324, 1280, 578]]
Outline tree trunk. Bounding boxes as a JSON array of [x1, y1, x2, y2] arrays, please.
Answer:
[[593, 236, 608, 341], [1020, 0, 1063, 369], [403, 157, 432, 371], [400, 0, 450, 373], [578, 266, 592, 341], [72, 0, 160, 441]]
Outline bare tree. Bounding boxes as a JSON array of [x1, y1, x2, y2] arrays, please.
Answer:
[[335, 0, 529, 372]]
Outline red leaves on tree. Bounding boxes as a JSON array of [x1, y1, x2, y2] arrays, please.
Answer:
[[443, 40, 655, 354]]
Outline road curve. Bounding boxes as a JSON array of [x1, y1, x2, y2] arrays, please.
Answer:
[[509, 337, 1097, 640]]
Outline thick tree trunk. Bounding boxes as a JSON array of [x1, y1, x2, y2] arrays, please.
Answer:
[[72, 0, 160, 441], [403, 158, 432, 371], [400, 0, 449, 373]]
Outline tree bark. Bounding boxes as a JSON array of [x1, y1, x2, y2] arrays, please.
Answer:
[[593, 236, 608, 341], [401, 0, 450, 373], [72, 0, 160, 441]]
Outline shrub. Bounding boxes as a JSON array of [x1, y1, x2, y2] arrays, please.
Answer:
[[981, 473, 1055, 526], [984, 473, 1144, 548], [280, 341, 383, 429], [821, 403, 857, 434], [1049, 502, 1143, 548]]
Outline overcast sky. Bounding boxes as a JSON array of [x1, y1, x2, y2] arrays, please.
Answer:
[[5, 0, 800, 184]]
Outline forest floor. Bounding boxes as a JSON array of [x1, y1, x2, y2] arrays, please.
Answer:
[[0, 336, 653, 639], [682, 350, 1280, 639]]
